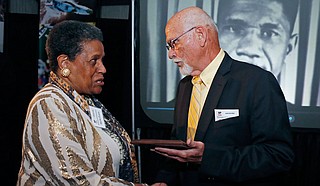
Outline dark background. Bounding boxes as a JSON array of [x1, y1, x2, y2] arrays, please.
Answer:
[[0, 0, 319, 185]]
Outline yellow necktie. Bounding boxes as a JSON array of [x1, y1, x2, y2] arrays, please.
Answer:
[[187, 76, 203, 140]]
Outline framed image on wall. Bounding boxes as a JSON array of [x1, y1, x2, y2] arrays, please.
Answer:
[[137, 0, 320, 128]]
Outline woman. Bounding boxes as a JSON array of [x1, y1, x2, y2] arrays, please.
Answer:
[[17, 20, 148, 186]]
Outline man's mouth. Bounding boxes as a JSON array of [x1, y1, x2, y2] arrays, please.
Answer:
[[174, 60, 182, 66]]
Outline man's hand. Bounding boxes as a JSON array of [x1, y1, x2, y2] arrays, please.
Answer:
[[151, 183, 168, 186], [152, 139, 204, 163]]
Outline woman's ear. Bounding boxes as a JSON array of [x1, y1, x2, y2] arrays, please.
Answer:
[[57, 54, 69, 69]]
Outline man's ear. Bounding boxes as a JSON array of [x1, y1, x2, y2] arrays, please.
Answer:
[[195, 26, 207, 47], [287, 33, 298, 55], [57, 54, 69, 69]]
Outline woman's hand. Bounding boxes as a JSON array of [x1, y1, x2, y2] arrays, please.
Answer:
[[135, 183, 167, 186]]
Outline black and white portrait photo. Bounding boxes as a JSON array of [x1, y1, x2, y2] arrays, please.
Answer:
[[138, 0, 320, 128]]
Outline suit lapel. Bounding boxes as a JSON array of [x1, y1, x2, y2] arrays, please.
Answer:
[[195, 54, 233, 141], [175, 76, 193, 140]]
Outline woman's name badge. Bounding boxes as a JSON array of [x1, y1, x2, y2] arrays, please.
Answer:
[[89, 106, 105, 128]]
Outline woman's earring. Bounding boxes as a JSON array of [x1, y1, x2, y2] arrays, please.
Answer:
[[61, 68, 71, 77]]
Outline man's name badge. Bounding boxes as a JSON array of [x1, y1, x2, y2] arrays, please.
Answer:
[[214, 109, 239, 121], [89, 106, 105, 128]]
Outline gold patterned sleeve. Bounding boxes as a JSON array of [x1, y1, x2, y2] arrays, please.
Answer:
[[18, 89, 133, 186]]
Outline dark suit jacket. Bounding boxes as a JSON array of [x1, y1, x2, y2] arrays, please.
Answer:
[[155, 53, 295, 186]]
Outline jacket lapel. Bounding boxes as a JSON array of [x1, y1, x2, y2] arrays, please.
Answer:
[[195, 54, 233, 141], [175, 76, 193, 140]]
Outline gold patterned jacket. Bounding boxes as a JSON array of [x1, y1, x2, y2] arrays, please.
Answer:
[[17, 72, 138, 186]]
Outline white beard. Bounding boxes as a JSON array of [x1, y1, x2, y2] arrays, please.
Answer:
[[179, 62, 193, 76]]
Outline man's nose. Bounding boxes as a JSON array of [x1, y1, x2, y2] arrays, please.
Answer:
[[168, 48, 176, 59], [236, 29, 262, 58]]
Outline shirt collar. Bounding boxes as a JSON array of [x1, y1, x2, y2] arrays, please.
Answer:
[[199, 49, 225, 87]]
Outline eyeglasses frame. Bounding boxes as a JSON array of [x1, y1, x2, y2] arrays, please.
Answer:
[[166, 26, 197, 51]]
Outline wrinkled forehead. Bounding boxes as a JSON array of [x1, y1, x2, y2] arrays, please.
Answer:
[[165, 16, 185, 41], [165, 24, 178, 40]]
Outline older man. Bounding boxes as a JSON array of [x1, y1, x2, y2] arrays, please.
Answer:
[[153, 6, 294, 186]]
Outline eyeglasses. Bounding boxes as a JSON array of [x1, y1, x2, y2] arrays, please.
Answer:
[[166, 26, 196, 51]]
